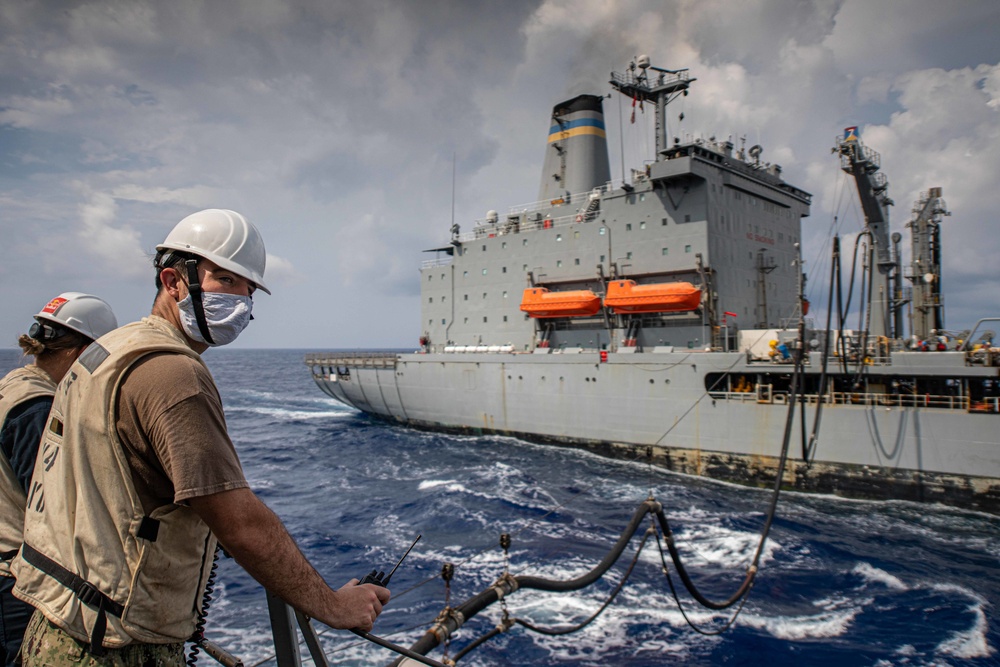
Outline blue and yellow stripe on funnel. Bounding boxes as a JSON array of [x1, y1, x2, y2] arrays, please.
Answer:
[[548, 118, 606, 143]]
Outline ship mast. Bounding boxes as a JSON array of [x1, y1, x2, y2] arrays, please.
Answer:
[[610, 55, 694, 158]]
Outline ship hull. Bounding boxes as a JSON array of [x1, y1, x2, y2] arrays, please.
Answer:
[[309, 351, 1000, 514]]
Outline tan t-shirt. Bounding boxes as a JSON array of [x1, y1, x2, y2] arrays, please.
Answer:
[[115, 352, 249, 515]]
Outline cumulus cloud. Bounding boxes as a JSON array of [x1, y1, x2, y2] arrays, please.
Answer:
[[263, 253, 303, 287], [75, 190, 147, 277], [1, 0, 998, 347]]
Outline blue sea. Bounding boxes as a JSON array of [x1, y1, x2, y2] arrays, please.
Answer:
[[2, 348, 997, 666]]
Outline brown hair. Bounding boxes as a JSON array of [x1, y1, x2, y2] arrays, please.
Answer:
[[16, 329, 91, 360]]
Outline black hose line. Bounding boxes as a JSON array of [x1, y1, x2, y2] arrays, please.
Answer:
[[514, 527, 652, 637], [391, 347, 807, 664], [392, 501, 657, 663], [804, 235, 840, 464]]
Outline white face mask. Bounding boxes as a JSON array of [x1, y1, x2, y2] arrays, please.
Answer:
[[177, 293, 253, 347]]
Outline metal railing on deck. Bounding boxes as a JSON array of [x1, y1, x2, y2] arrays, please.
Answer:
[[712, 388, 998, 413], [304, 352, 399, 370]]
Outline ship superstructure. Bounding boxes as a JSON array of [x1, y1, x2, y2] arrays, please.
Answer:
[[421, 61, 809, 353], [307, 56, 1000, 514]]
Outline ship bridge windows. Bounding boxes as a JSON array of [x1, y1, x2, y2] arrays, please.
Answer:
[[640, 221, 646, 229], [662, 248, 669, 256], [685, 245, 692, 253]]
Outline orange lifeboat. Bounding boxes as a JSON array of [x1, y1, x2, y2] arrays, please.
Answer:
[[520, 287, 602, 318], [603, 280, 701, 314]]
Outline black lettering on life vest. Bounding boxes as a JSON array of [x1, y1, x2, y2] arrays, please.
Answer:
[[42, 443, 59, 472], [27, 481, 44, 513], [60, 371, 78, 396]]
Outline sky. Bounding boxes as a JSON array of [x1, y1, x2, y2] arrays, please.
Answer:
[[2, 0, 999, 350]]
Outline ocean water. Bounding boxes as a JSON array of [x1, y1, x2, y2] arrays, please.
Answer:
[[1, 348, 997, 667]]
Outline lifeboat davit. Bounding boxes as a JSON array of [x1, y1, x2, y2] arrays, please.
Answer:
[[603, 280, 701, 314], [520, 287, 602, 318]]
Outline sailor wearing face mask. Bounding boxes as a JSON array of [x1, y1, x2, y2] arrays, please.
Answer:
[[12, 210, 389, 667]]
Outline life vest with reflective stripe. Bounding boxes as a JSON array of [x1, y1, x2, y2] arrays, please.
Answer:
[[12, 317, 219, 647]]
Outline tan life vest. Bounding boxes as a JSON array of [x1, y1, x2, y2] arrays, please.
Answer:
[[0, 365, 55, 576], [11, 317, 219, 648]]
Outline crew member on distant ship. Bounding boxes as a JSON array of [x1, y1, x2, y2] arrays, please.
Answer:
[[11, 210, 390, 666], [0, 293, 118, 667]]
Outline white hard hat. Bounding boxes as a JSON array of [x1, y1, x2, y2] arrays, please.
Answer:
[[34, 292, 118, 341], [156, 209, 270, 294]]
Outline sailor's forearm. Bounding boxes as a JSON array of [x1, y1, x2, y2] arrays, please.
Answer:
[[189, 487, 388, 630]]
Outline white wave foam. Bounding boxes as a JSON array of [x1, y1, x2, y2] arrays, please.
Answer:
[[228, 406, 350, 420], [418, 479, 462, 492], [738, 607, 858, 640], [935, 591, 994, 659], [671, 522, 780, 567], [937, 604, 994, 659], [852, 562, 907, 590]]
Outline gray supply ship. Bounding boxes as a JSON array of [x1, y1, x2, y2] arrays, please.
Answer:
[[306, 56, 1000, 514]]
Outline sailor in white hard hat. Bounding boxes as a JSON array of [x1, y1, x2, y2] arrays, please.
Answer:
[[12, 210, 389, 666], [0, 293, 118, 667]]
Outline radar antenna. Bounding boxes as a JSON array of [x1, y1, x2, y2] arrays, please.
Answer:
[[610, 56, 696, 158]]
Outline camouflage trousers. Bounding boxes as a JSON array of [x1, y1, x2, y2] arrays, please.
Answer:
[[19, 611, 185, 667]]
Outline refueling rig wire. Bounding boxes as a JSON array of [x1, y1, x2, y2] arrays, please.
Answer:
[[386, 320, 808, 665]]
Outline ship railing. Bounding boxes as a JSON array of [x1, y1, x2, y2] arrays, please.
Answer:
[[504, 182, 619, 218], [420, 256, 453, 269], [610, 68, 692, 92], [462, 209, 599, 242], [722, 388, 991, 412], [303, 352, 399, 370]]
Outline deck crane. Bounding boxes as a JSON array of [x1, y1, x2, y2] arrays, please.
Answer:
[[835, 127, 899, 341], [907, 187, 949, 341]]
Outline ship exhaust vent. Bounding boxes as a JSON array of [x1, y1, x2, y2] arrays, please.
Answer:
[[538, 94, 611, 203]]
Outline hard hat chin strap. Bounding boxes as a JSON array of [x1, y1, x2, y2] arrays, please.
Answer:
[[184, 258, 216, 345]]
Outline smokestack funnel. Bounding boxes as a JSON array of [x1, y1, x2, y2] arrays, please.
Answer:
[[538, 94, 611, 202]]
